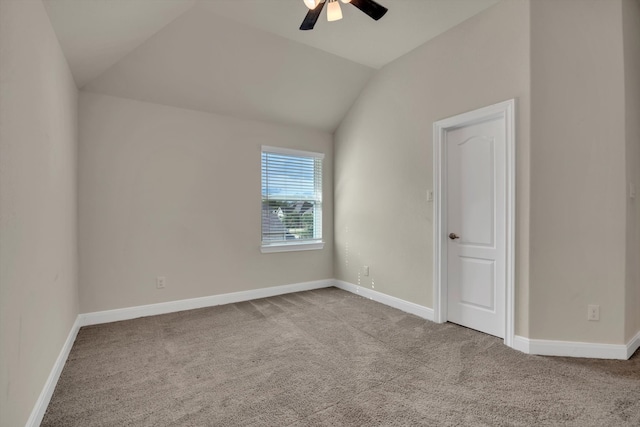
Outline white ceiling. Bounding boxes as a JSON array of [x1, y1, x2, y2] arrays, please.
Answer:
[[201, 0, 500, 69], [43, 0, 197, 88], [82, 4, 374, 132], [43, 0, 500, 131]]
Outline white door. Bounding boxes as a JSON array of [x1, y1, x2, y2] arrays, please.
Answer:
[[445, 116, 506, 338]]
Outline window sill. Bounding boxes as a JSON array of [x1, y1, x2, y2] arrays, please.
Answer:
[[261, 242, 325, 253]]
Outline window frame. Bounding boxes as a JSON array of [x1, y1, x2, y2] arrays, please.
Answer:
[[260, 145, 325, 254]]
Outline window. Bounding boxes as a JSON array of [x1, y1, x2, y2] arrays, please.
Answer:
[[261, 146, 324, 253]]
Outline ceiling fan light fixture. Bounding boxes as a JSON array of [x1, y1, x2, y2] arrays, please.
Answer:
[[299, 0, 386, 31], [303, 0, 319, 10], [327, 0, 343, 22]]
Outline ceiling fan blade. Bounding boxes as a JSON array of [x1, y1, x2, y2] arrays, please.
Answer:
[[350, 0, 388, 21], [300, 1, 326, 31]]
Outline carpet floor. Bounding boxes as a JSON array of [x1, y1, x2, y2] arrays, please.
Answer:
[[42, 287, 640, 426]]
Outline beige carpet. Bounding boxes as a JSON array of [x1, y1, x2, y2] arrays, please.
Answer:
[[42, 287, 640, 426]]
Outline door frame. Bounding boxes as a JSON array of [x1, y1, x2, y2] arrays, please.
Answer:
[[432, 99, 516, 348]]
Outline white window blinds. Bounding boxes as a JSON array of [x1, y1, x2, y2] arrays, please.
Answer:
[[261, 146, 324, 247]]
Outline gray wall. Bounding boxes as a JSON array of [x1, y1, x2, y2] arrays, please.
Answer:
[[0, 1, 79, 425], [334, 0, 531, 335], [529, 0, 627, 343], [623, 0, 640, 341], [78, 92, 334, 313], [335, 0, 638, 345]]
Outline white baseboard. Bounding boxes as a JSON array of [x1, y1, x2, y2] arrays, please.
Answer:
[[26, 316, 82, 427], [513, 335, 630, 360], [627, 330, 640, 359], [79, 279, 334, 326], [512, 335, 530, 354], [333, 280, 434, 321]]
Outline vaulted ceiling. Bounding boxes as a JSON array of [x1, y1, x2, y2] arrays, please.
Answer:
[[44, 0, 499, 131]]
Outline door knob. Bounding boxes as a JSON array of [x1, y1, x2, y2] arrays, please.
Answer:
[[449, 233, 460, 240]]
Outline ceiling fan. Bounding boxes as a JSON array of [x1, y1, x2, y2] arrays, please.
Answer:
[[300, 0, 388, 31]]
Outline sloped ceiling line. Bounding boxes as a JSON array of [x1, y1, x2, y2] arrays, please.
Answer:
[[44, 0, 500, 131]]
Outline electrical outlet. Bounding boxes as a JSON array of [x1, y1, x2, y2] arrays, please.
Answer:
[[156, 276, 166, 289], [363, 266, 370, 276], [587, 305, 600, 321]]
